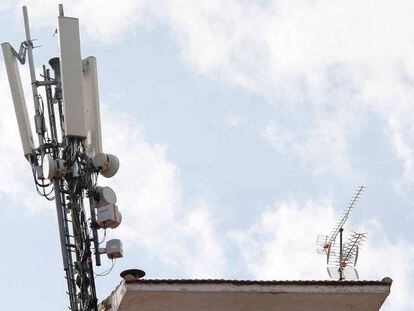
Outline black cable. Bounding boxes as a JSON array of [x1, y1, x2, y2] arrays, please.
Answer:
[[31, 165, 53, 188]]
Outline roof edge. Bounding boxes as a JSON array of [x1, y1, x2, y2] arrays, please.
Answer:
[[125, 278, 393, 286], [99, 278, 392, 311]]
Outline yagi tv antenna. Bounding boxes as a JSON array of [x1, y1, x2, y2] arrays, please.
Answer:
[[316, 186, 367, 281], [2, 4, 125, 311]]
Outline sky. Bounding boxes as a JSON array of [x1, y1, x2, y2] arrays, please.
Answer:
[[0, 0, 413, 310]]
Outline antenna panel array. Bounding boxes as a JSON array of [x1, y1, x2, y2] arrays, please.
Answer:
[[83, 56, 103, 156], [1, 42, 34, 158], [58, 16, 86, 137]]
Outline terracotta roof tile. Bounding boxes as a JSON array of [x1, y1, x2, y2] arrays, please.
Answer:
[[126, 278, 392, 286]]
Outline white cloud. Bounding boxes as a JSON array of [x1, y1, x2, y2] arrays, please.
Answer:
[[3, 3, 414, 310], [183, 199, 226, 277], [154, 0, 414, 182], [231, 199, 335, 280], [0, 55, 226, 277], [262, 113, 357, 180], [0, 61, 408, 310], [233, 199, 414, 310], [17, 0, 152, 43], [99, 108, 226, 278], [17, 1, 414, 179], [358, 220, 414, 310]]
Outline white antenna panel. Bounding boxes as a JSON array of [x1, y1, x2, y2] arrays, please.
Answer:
[[1, 42, 34, 159], [58, 16, 86, 138], [82, 56, 102, 156]]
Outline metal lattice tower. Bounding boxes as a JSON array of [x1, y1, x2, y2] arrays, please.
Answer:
[[2, 5, 123, 310]]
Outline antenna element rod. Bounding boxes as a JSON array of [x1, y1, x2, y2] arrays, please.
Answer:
[[22, 6, 44, 145]]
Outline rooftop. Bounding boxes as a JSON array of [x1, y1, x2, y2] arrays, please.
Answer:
[[99, 277, 392, 311]]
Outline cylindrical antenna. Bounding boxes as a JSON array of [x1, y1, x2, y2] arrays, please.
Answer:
[[49, 57, 62, 100]]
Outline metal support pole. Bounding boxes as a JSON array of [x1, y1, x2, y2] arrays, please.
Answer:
[[339, 227, 344, 281], [89, 192, 102, 266], [53, 180, 69, 270], [53, 179, 79, 311]]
